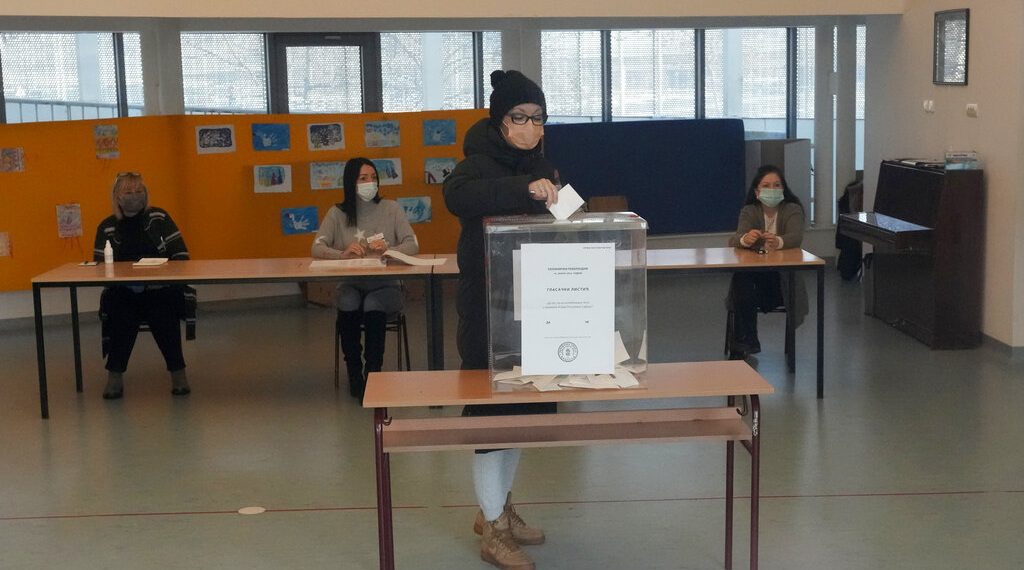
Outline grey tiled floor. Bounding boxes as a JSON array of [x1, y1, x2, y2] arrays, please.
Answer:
[[1, 271, 1022, 569]]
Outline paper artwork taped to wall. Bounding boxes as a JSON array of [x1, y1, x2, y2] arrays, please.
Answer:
[[372, 158, 403, 186], [397, 196, 432, 224], [364, 121, 401, 147], [94, 125, 120, 159], [281, 206, 319, 235], [308, 123, 345, 151], [0, 148, 25, 172], [310, 161, 346, 190], [56, 203, 83, 238], [254, 165, 292, 193], [252, 123, 291, 151], [423, 120, 456, 146], [424, 157, 457, 184], [196, 125, 236, 154], [0, 232, 10, 257]]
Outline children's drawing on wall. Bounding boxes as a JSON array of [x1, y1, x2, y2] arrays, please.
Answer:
[[0, 148, 25, 172], [397, 196, 432, 224], [372, 158, 403, 186], [423, 119, 456, 146], [56, 203, 83, 239], [0, 232, 10, 257], [254, 165, 293, 193], [424, 157, 457, 184], [196, 125, 236, 154], [94, 125, 120, 159], [252, 123, 291, 151], [281, 206, 320, 235], [364, 120, 401, 148], [310, 161, 346, 190], [307, 123, 345, 151]]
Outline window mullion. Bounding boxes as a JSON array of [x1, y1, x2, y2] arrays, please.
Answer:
[[113, 33, 129, 117], [600, 30, 611, 122], [695, 29, 705, 119]]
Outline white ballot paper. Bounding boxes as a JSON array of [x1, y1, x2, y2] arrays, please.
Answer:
[[547, 184, 585, 221], [520, 242, 615, 375]]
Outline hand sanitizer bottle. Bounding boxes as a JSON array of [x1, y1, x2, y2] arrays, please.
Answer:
[[103, 240, 114, 264]]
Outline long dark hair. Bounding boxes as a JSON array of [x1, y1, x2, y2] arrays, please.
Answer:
[[339, 157, 380, 227], [743, 165, 803, 210]]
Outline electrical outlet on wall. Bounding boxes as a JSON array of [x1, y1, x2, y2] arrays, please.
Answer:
[[966, 103, 979, 117], [923, 99, 935, 113]]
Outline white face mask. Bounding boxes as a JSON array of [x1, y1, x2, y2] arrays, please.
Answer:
[[356, 181, 378, 202]]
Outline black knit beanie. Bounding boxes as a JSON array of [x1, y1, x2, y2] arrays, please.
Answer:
[[488, 70, 546, 127]]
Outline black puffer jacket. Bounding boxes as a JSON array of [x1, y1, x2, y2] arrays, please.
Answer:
[[443, 118, 557, 367]]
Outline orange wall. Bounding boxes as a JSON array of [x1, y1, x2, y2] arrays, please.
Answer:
[[0, 109, 486, 291]]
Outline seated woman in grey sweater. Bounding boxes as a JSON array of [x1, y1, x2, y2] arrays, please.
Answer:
[[311, 157, 419, 399]]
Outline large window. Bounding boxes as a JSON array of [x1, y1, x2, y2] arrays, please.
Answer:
[[481, 31, 503, 103], [611, 30, 696, 120], [382, 32, 502, 112], [1, 32, 143, 123], [705, 28, 788, 136], [181, 33, 267, 114], [541, 31, 603, 123]]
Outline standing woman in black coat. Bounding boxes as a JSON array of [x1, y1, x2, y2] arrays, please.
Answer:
[[443, 70, 559, 570]]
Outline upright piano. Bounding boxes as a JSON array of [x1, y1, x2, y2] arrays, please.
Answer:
[[837, 160, 984, 348]]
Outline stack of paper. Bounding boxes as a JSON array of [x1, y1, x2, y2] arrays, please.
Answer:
[[310, 258, 385, 270], [133, 258, 168, 267]]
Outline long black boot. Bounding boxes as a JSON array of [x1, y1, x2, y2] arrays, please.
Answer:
[[362, 311, 388, 400], [338, 310, 364, 398]]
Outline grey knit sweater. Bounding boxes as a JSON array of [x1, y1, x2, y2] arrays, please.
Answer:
[[311, 199, 419, 259]]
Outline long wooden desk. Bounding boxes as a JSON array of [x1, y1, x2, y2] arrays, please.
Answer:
[[29, 257, 437, 419], [430, 247, 826, 398], [364, 362, 774, 570]]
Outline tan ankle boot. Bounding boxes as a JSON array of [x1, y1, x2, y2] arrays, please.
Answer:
[[473, 493, 545, 545], [480, 516, 535, 570]]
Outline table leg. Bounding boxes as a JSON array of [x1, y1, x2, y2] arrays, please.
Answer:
[[33, 285, 49, 419], [71, 286, 83, 393], [817, 267, 824, 399], [428, 277, 445, 371], [375, 407, 395, 570], [725, 396, 735, 570], [786, 271, 796, 373], [749, 395, 761, 570]]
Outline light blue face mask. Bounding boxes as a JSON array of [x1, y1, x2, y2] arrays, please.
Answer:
[[757, 188, 784, 208]]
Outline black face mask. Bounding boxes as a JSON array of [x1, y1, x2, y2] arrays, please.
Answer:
[[119, 193, 147, 216]]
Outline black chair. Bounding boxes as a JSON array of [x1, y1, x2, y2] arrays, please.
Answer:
[[333, 311, 411, 388], [724, 305, 794, 372]]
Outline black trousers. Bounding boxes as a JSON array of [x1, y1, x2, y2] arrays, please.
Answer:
[[730, 271, 784, 353], [104, 287, 186, 373]]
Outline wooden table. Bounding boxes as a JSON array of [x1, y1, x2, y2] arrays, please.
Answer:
[[30, 257, 437, 419], [364, 361, 774, 570], [647, 247, 826, 398], [430, 247, 826, 397]]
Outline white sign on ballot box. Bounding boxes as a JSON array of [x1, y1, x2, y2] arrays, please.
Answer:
[[520, 242, 615, 375]]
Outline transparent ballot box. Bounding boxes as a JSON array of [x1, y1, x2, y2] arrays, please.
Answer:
[[484, 212, 648, 390]]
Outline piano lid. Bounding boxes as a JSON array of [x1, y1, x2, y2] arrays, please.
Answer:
[[838, 212, 933, 252]]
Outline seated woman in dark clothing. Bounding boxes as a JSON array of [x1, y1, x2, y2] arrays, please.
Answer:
[[726, 164, 807, 360], [93, 172, 192, 399]]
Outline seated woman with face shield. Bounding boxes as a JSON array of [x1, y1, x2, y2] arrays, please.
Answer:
[[725, 165, 808, 361], [93, 172, 193, 400], [311, 157, 419, 401]]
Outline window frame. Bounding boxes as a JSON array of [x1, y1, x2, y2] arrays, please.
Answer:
[[267, 32, 383, 114]]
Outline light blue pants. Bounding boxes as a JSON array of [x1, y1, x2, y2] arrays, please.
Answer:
[[335, 282, 404, 313]]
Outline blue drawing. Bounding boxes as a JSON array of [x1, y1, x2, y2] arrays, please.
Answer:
[[423, 119, 456, 146], [252, 123, 291, 151], [281, 206, 319, 235], [364, 120, 401, 147], [372, 158, 403, 185], [397, 197, 432, 224], [424, 157, 457, 184]]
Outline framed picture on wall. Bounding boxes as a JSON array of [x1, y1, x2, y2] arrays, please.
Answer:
[[933, 9, 969, 85]]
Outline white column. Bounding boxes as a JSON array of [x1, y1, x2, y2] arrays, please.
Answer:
[[503, 28, 542, 85], [812, 24, 835, 227], [140, 19, 184, 116], [835, 20, 858, 212]]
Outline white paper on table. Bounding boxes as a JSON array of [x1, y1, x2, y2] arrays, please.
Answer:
[[611, 368, 640, 388], [547, 184, 585, 221], [381, 250, 445, 266], [133, 257, 168, 267], [310, 258, 385, 270], [614, 331, 630, 363], [520, 242, 615, 376], [532, 376, 563, 391]]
